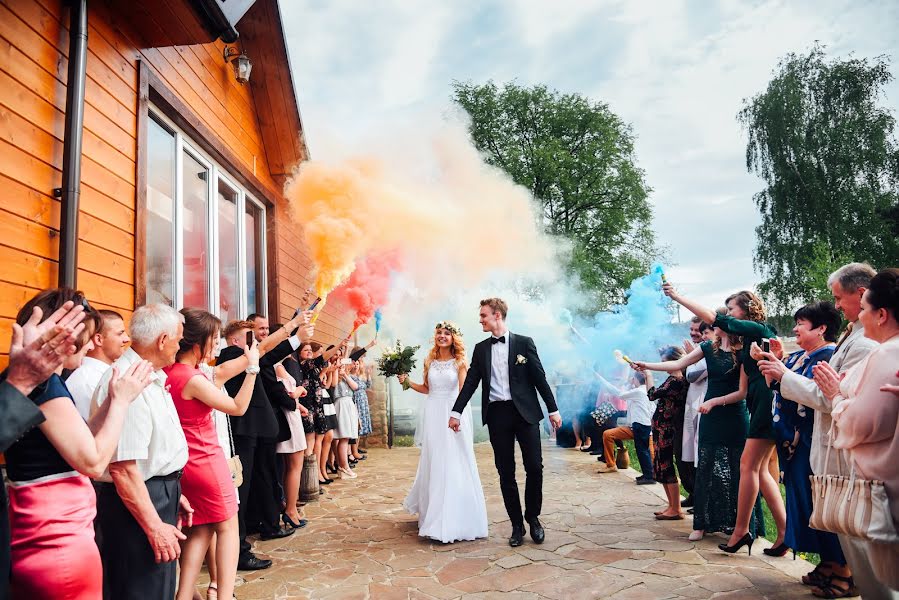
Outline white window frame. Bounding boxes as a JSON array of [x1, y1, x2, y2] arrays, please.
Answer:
[[149, 105, 267, 319]]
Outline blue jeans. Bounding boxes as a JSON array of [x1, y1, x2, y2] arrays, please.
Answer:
[[631, 422, 654, 479]]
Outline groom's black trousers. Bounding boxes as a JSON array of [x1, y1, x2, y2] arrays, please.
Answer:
[[486, 401, 542, 528]]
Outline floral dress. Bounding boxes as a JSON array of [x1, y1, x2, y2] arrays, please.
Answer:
[[648, 375, 688, 484], [351, 374, 373, 436], [299, 356, 336, 434]]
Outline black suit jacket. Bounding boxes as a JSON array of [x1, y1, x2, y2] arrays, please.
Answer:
[[218, 339, 297, 441], [259, 350, 302, 443], [452, 332, 557, 425]]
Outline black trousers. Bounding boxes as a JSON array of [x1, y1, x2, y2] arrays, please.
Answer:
[[96, 476, 181, 600], [234, 435, 281, 558], [1, 481, 10, 600], [486, 401, 543, 528]]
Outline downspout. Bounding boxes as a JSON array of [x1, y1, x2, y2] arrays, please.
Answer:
[[56, 0, 88, 288]]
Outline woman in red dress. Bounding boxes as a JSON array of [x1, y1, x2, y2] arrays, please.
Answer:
[[164, 308, 259, 600]]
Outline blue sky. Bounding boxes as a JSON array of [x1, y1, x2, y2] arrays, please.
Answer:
[[280, 0, 899, 310]]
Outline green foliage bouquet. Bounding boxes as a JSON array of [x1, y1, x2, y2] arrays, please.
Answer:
[[377, 341, 420, 388]]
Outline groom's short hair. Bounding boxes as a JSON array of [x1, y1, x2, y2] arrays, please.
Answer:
[[480, 297, 508, 319]]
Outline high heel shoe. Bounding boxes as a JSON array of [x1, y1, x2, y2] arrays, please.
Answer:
[[718, 533, 754, 555], [318, 478, 332, 485], [281, 512, 308, 530], [763, 542, 795, 559]]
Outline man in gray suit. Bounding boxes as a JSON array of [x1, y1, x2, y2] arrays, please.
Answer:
[[760, 262, 897, 600], [1, 301, 87, 600]]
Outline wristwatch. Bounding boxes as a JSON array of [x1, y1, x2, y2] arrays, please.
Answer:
[[245, 365, 260, 375]]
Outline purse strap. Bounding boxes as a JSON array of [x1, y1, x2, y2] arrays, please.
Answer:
[[225, 412, 236, 458]]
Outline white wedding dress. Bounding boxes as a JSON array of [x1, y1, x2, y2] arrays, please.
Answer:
[[402, 359, 488, 543]]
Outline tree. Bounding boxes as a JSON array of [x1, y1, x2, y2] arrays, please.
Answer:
[[452, 80, 658, 309], [739, 44, 899, 314]]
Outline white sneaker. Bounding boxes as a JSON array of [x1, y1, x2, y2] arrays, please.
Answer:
[[689, 530, 704, 541], [339, 467, 357, 479]]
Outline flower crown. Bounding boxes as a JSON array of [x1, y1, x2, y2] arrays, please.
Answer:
[[435, 321, 462, 336]]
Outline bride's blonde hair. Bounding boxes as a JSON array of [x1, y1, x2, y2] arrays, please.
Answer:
[[423, 321, 466, 382]]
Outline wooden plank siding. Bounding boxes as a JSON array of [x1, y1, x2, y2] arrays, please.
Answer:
[[0, 0, 353, 365]]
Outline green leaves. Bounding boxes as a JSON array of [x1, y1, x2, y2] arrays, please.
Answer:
[[739, 44, 899, 313], [377, 340, 421, 378], [452, 80, 658, 310]]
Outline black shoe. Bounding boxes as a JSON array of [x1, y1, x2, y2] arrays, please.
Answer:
[[282, 513, 308, 530], [589, 450, 602, 456], [237, 555, 272, 570], [635, 477, 657, 485], [719, 533, 754, 556], [527, 518, 545, 544], [687, 508, 694, 515], [509, 525, 525, 547], [681, 495, 694, 508], [596, 455, 605, 462], [358, 449, 368, 454], [259, 527, 296, 541], [319, 478, 333, 485]]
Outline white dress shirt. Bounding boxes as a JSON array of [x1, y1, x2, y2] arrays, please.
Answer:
[[66, 356, 112, 420], [596, 376, 654, 427], [91, 348, 188, 482]]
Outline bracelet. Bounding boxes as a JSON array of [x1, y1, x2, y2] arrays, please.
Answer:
[[245, 365, 260, 375]]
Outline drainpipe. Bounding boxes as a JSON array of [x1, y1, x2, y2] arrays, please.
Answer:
[[55, 0, 88, 288]]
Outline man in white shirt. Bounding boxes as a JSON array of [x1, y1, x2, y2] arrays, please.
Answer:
[[596, 371, 656, 484], [91, 304, 191, 600], [450, 298, 561, 548], [66, 309, 130, 419]]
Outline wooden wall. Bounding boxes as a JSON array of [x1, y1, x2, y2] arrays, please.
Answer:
[[0, 0, 353, 366]]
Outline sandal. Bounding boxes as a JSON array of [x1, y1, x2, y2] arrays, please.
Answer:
[[207, 583, 237, 600], [812, 574, 856, 599], [802, 566, 831, 587]]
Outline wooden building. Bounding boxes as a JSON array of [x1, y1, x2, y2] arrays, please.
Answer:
[[0, 0, 355, 367]]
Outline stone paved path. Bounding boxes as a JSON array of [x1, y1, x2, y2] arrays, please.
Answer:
[[225, 442, 817, 599]]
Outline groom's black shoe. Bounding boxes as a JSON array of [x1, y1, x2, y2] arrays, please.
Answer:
[[527, 518, 545, 544], [509, 525, 525, 547]]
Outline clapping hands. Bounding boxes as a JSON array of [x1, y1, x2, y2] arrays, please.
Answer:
[[812, 361, 843, 401]]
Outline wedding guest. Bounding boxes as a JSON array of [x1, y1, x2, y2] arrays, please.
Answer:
[[0, 300, 87, 599], [349, 350, 374, 459], [218, 313, 312, 571], [596, 371, 655, 482], [320, 355, 340, 477], [759, 262, 891, 599], [680, 317, 713, 507], [332, 361, 360, 479], [641, 346, 689, 520], [66, 309, 130, 419], [663, 284, 786, 555], [273, 359, 310, 530], [815, 268, 899, 594], [6, 291, 151, 600], [761, 302, 851, 596], [297, 341, 344, 484], [91, 303, 192, 600], [635, 311, 762, 543]]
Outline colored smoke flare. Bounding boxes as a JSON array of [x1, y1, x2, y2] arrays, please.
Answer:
[[374, 308, 383, 334], [330, 250, 401, 332], [613, 349, 634, 365]]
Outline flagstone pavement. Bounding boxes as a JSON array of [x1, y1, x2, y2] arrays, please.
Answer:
[[221, 442, 819, 599]]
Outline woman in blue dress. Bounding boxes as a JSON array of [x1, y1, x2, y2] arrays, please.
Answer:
[[770, 302, 854, 597]]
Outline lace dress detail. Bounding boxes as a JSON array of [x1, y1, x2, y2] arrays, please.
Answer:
[[402, 359, 488, 543]]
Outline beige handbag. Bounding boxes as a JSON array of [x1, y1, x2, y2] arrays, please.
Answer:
[[225, 414, 243, 489], [809, 424, 898, 543]]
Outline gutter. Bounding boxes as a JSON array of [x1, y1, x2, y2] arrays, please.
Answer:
[[56, 0, 88, 288]]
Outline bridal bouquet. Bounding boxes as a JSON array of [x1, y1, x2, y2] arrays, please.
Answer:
[[377, 341, 420, 384]]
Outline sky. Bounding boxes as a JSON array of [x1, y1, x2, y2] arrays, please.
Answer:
[[279, 0, 899, 311]]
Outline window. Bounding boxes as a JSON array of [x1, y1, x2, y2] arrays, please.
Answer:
[[145, 109, 267, 321]]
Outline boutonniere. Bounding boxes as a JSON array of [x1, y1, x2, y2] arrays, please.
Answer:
[[516, 354, 527, 365]]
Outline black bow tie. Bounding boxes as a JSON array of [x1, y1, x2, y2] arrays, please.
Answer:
[[491, 336, 506, 345]]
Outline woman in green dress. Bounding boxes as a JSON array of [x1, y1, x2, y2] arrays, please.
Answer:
[[633, 321, 764, 542], [662, 284, 786, 555]]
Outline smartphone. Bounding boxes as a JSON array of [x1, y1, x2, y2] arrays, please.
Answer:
[[340, 358, 352, 365], [307, 297, 322, 311], [762, 338, 771, 353], [246, 331, 255, 348]]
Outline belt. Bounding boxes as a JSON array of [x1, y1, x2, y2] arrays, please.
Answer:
[[149, 469, 183, 482]]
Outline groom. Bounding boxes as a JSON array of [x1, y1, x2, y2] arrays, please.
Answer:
[[449, 298, 562, 547]]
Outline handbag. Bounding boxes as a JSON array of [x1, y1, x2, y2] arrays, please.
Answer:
[[591, 401, 617, 427], [809, 423, 898, 543], [225, 414, 243, 489]]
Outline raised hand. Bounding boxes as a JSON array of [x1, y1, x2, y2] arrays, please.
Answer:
[[683, 339, 695, 354], [244, 337, 260, 367], [769, 337, 784, 360], [758, 358, 787, 382], [630, 361, 647, 372], [108, 360, 154, 405], [812, 362, 842, 401], [661, 282, 678, 299]]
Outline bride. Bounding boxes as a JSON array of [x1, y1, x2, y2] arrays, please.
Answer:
[[398, 321, 488, 543]]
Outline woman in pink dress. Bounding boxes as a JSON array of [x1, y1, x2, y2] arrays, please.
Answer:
[[164, 308, 260, 600]]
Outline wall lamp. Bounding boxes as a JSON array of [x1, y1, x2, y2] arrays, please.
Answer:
[[223, 46, 252, 84]]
